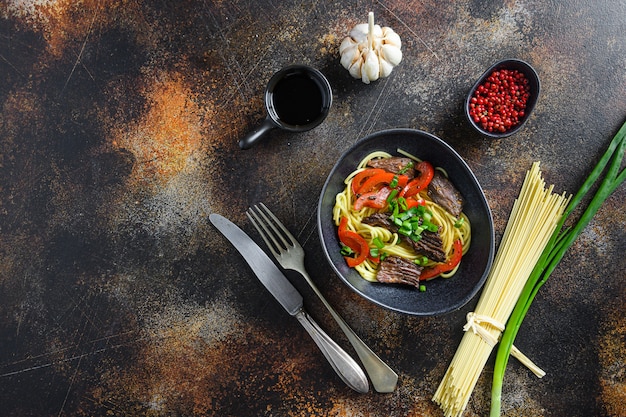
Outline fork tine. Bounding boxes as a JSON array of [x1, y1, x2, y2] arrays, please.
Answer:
[[246, 209, 281, 258], [254, 204, 291, 250], [254, 205, 289, 252], [258, 203, 298, 248], [248, 204, 290, 252]]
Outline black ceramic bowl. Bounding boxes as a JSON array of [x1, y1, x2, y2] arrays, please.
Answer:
[[317, 129, 495, 316], [465, 59, 540, 138]]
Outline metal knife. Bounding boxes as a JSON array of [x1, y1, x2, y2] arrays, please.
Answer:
[[209, 213, 369, 394]]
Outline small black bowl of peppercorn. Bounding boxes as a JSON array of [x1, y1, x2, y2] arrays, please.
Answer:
[[465, 59, 540, 138]]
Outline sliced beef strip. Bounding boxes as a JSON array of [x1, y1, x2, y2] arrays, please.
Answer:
[[427, 170, 465, 217], [376, 256, 423, 288], [367, 157, 416, 179], [413, 231, 446, 263], [362, 213, 447, 262], [362, 212, 394, 228]]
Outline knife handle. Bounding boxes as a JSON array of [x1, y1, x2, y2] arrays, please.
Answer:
[[295, 309, 369, 394]]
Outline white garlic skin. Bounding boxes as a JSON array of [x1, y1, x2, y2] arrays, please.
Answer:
[[339, 19, 402, 84]]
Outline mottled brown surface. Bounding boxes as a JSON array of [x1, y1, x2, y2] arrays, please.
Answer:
[[1, 1, 624, 416]]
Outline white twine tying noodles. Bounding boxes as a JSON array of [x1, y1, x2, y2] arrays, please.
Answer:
[[463, 312, 546, 378], [462, 312, 504, 347]]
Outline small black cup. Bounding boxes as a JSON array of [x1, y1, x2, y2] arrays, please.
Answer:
[[239, 65, 332, 149]]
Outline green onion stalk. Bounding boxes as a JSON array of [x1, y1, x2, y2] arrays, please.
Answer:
[[490, 119, 626, 417]]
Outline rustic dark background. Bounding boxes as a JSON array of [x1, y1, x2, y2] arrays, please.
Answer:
[[1, 1, 624, 416]]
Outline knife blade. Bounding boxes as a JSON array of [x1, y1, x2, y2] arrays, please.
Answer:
[[210, 212, 302, 314], [209, 213, 369, 393]]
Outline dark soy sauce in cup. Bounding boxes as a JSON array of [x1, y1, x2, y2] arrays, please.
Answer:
[[239, 65, 332, 149], [271, 73, 324, 126]]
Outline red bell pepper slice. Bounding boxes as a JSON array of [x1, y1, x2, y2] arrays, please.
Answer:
[[338, 216, 351, 236], [351, 169, 385, 194], [357, 172, 409, 194], [405, 196, 426, 209], [353, 187, 392, 210], [338, 216, 370, 267], [400, 161, 435, 198], [420, 239, 463, 280]]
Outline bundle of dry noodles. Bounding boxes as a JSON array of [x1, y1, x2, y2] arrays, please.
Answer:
[[432, 162, 570, 417]]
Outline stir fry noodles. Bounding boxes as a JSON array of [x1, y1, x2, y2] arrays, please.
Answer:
[[333, 150, 471, 287]]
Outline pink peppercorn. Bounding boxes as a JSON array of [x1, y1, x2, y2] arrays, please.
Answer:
[[468, 68, 531, 134]]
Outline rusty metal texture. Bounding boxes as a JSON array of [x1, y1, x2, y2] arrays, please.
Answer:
[[1, 0, 624, 416]]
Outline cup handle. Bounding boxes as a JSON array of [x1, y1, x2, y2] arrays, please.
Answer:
[[239, 118, 276, 149]]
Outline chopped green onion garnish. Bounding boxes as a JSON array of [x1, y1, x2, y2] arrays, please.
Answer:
[[386, 188, 399, 203], [391, 200, 400, 217], [398, 161, 414, 174], [454, 217, 465, 228], [373, 237, 385, 249], [406, 206, 420, 216], [419, 284, 426, 292], [398, 197, 408, 211], [340, 244, 354, 256], [389, 175, 399, 188], [424, 221, 439, 232]]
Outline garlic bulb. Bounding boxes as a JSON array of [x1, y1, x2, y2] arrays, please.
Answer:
[[339, 12, 402, 84]]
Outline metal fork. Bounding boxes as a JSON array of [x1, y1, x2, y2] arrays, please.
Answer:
[[247, 203, 399, 393]]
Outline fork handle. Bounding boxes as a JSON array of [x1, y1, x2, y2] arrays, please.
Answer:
[[295, 309, 369, 394], [300, 271, 399, 393]]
